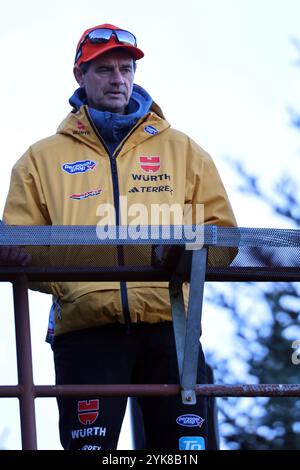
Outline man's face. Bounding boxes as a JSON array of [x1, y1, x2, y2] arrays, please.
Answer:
[[74, 50, 135, 114]]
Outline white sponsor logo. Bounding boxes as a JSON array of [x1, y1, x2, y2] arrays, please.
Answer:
[[179, 436, 205, 450], [81, 444, 101, 450], [176, 414, 205, 427], [71, 426, 106, 439]]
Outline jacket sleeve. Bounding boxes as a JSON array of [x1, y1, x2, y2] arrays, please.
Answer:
[[185, 139, 238, 266], [2, 148, 54, 294]]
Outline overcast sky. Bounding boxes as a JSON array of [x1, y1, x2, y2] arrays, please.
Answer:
[[0, 0, 299, 449]]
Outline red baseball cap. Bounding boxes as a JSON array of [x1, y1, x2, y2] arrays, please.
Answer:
[[75, 23, 144, 66]]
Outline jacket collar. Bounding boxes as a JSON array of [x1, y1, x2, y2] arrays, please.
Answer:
[[58, 89, 170, 156]]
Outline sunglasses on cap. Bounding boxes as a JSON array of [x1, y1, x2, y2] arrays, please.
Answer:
[[75, 28, 137, 64]]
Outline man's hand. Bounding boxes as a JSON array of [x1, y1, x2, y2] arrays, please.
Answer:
[[0, 246, 32, 267]]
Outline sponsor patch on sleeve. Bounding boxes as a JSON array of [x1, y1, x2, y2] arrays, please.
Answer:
[[144, 125, 158, 135]]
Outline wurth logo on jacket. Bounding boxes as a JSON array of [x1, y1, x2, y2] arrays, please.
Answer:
[[139, 155, 160, 173], [78, 399, 99, 425]]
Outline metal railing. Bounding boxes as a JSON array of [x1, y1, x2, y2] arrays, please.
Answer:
[[1, 225, 300, 449]]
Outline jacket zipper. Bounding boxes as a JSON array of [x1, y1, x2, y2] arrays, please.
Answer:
[[84, 108, 146, 331], [108, 149, 132, 332]]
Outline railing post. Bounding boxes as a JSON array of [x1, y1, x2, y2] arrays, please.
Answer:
[[12, 276, 37, 450]]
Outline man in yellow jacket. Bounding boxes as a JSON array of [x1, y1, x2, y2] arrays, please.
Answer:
[[2, 23, 237, 450]]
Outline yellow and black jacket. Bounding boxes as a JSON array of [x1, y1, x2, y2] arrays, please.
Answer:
[[3, 101, 236, 335]]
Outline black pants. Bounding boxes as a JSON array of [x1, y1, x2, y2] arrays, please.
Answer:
[[53, 322, 210, 451]]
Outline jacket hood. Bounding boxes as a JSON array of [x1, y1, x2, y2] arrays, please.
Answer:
[[69, 83, 165, 119], [57, 89, 170, 156], [69, 84, 153, 154], [69, 84, 151, 113]]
